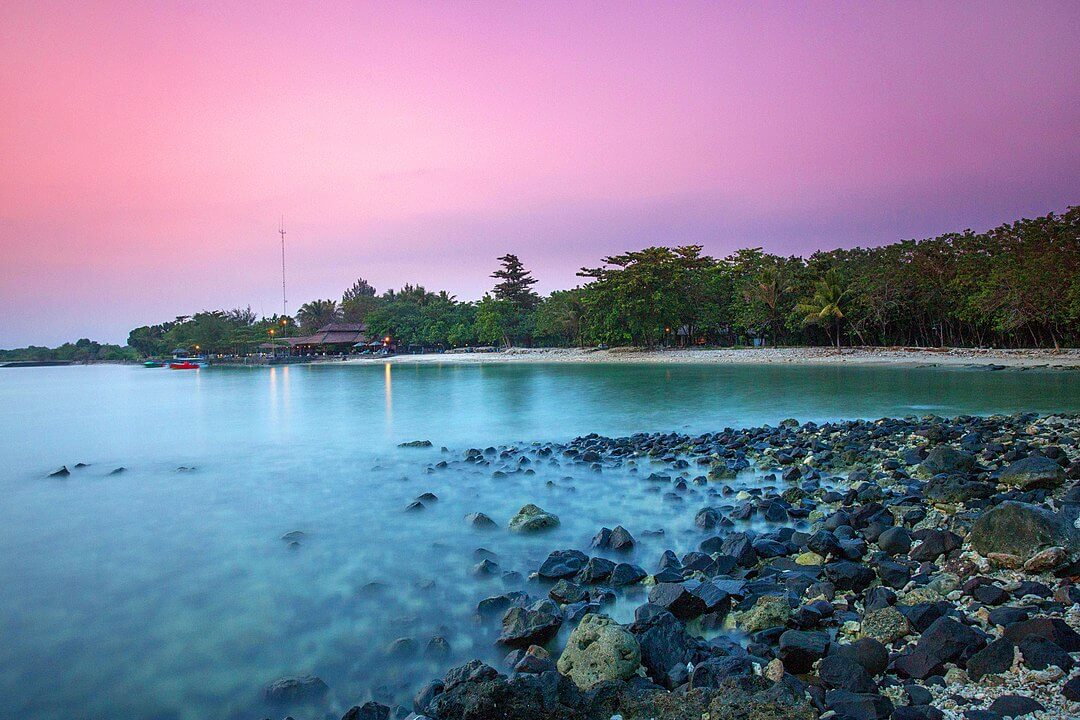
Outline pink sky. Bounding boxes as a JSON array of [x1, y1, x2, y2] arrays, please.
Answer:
[[1, 1, 1078, 346]]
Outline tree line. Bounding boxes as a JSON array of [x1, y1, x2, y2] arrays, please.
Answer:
[[107, 204, 1076, 356]]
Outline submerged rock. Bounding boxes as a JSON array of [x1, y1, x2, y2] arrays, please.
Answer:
[[464, 512, 497, 529], [398, 439, 433, 447], [508, 504, 560, 533], [499, 602, 563, 648], [264, 674, 328, 704]]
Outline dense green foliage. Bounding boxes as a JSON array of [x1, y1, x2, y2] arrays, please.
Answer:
[[16, 205, 1071, 358], [0, 338, 138, 363]]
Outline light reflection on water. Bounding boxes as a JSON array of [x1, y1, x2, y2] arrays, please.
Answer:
[[0, 362, 1077, 719]]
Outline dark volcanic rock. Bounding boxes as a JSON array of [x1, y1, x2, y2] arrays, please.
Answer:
[[998, 455, 1065, 489], [965, 638, 1014, 680], [1003, 617, 1080, 652], [630, 610, 708, 689], [917, 446, 973, 478], [968, 501, 1077, 562], [499, 602, 563, 648], [987, 694, 1045, 717], [264, 675, 329, 704], [648, 582, 707, 620], [778, 630, 830, 673], [825, 689, 894, 720], [817, 654, 876, 693], [591, 524, 635, 551], [341, 701, 390, 720], [610, 562, 647, 586], [538, 550, 589, 579], [1017, 636, 1074, 672], [917, 616, 986, 665]]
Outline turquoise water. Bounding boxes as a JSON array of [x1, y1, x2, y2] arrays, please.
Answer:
[[0, 362, 1077, 719]]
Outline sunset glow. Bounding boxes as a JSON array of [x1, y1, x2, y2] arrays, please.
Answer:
[[2, 0, 1077, 345]]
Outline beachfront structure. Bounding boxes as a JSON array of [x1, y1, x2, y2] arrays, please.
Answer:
[[286, 322, 370, 356]]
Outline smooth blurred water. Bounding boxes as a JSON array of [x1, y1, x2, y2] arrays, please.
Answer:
[[0, 362, 1077, 719]]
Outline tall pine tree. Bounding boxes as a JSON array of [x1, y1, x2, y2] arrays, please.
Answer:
[[491, 254, 539, 310]]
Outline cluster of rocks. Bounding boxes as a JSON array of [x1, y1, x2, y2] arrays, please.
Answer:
[[271, 413, 1080, 720]]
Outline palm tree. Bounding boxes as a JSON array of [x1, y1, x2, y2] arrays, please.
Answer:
[[296, 299, 342, 334], [796, 270, 848, 349]]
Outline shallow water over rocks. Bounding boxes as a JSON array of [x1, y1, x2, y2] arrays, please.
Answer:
[[1, 363, 1078, 719]]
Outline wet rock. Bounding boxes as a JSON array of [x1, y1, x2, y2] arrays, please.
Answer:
[[499, 602, 563, 648], [968, 501, 1077, 562], [386, 637, 418, 657], [465, 512, 497, 529], [609, 562, 647, 587], [341, 701, 390, 720], [591, 525, 635, 551], [48, 466, 70, 477], [630, 610, 706, 689], [508, 504, 560, 533], [399, 440, 433, 447], [538, 550, 588, 579], [998, 455, 1065, 489], [647, 582, 707, 621], [555, 613, 640, 689], [548, 579, 587, 605], [428, 664, 589, 720], [264, 675, 329, 704], [575, 556, 616, 584]]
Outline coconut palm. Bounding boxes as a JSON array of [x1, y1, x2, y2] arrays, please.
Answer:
[[796, 270, 849, 349], [296, 299, 342, 334]]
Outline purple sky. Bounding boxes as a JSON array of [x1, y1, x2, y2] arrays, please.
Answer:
[[1, 1, 1078, 346]]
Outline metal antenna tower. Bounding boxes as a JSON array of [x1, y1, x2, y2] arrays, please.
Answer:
[[278, 216, 288, 318]]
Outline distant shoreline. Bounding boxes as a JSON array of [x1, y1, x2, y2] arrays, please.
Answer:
[[342, 346, 1080, 369]]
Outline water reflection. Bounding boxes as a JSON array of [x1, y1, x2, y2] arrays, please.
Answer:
[[0, 363, 1077, 718]]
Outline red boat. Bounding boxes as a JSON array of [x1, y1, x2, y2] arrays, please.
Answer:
[[168, 361, 201, 370]]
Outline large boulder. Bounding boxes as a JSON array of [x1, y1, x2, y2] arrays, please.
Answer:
[[555, 613, 640, 688], [998, 456, 1065, 489], [968, 501, 1077, 563], [916, 446, 973, 478], [508, 504, 560, 533]]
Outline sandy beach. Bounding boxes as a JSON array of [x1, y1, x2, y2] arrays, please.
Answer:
[[348, 346, 1080, 369]]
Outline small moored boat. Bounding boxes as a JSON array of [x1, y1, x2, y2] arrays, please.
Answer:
[[168, 361, 201, 370], [144, 361, 165, 368]]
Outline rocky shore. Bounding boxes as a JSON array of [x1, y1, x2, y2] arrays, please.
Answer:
[[272, 413, 1080, 720]]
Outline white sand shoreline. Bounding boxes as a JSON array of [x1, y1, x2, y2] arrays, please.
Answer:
[[340, 346, 1080, 369]]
